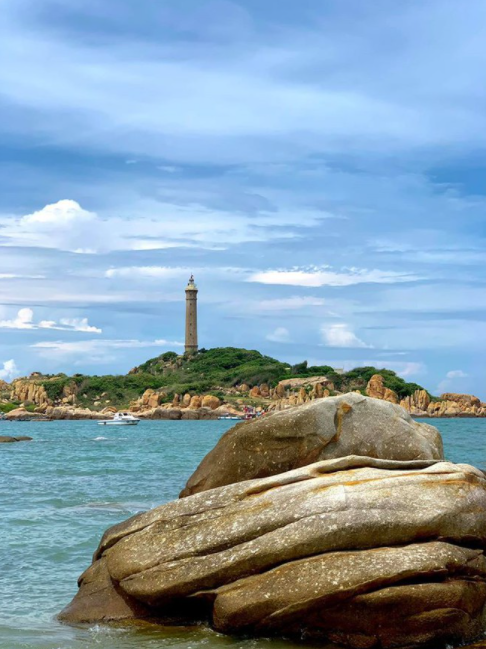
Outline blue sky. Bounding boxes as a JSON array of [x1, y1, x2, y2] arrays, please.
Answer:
[[0, 0, 485, 398]]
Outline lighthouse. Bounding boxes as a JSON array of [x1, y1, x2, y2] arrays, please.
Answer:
[[185, 275, 198, 354]]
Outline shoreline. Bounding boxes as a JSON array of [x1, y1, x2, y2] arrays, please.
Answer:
[[1, 414, 485, 422]]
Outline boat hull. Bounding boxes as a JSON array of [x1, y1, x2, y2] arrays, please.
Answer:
[[97, 421, 139, 426]]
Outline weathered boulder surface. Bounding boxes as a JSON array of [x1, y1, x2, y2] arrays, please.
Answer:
[[181, 392, 443, 497], [60, 456, 486, 649], [10, 379, 51, 406], [201, 395, 221, 410], [44, 406, 110, 420], [5, 408, 42, 421], [0, 435, 33, 443], [441, 393, 482, 408], [137, 407, 218, 421]]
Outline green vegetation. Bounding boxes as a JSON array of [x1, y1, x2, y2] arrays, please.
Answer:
[[8, 347, 427, 408], [134, 348, 426, 400], [136, 347, 290, 392], [339, 367, 425, 399], [287, 362, 427, 399], [0, 402, 20, 413], [43, 377, 72, 402]]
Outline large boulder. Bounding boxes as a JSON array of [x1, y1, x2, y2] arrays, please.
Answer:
[[180, 392, 443, 497], [5, 408, 41, 421], [201, 395, 221, 410], [59, 456, 486, 649], [189, 395, 202, 410]]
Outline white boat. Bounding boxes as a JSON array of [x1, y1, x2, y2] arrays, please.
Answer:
[[98, 412, 140, 426], [217, 415, 242, 420]]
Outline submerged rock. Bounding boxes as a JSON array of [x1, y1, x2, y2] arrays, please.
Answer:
[[180, 392, 443, 497], [59, 456, 486, 648], [0, 435, 33, 443]]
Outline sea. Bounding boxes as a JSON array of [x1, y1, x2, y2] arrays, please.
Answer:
[[1, 418, 485, 649]]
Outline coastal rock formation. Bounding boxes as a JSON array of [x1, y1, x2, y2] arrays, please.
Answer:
[[137, 406, 218, 421], [441, 393, 481, 408], [141, 389, 165, 409], [131, 392, 221, 414], [10, 380, 51, 407], [9, 377, 82, 408], [400, 390, 431, 415], [201, 395, 221, 410], [365, 376, 486, 418], [278, 376, 332, 391], [366, 374, 398, 404], [0, 435, 33, 443], [5, 407, 41, 420], [427, 399, 486, 418], [60, 456, 486, 649], [189, 396, 202, 409], [35, 406, 110, 420], [180, 393, 443, 497]]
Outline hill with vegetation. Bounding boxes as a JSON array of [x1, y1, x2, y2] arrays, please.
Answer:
[[133, 348, 425, 398], [1, 347, 428, 412]]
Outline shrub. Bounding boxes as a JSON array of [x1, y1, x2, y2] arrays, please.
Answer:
[[0, 402, 19, 413]]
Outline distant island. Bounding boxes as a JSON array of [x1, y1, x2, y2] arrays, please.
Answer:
[[0, 347, 484, 420]]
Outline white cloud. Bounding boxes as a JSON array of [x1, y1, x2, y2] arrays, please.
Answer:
[[21, 199, 95, 226], [266, 327, 291, 343], [253, 296, 326, 312], [0, 308, 35, 329], [0, 308, 102, 333], [371, 239, 486, 266], [307, 358, 425, 379], [31, 338, 183, 362], [105, 266, 189, 280], [0, 359, 19, 382], [0, 274, 44, 279], [158, 166, 179, 173], [321, 323, 373, 349], [398, 362, 425, 378], [436, 369, 469, 394], [249, 266, 419, 287], [0, 200, 330, 253], [50, 318, 101, 334], [446, 370, 468, 379]]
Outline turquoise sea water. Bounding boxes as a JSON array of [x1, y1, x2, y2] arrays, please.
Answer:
[[1, 418, 485, 649]]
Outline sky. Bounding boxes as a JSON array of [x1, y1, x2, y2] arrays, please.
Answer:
[[0, 0, 485, 399]]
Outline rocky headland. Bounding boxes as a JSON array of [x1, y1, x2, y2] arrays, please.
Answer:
[[59, 393, 486, 649], [1, 348, 484, 420]]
